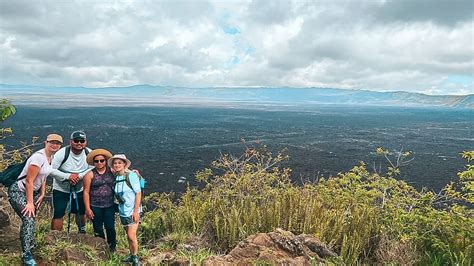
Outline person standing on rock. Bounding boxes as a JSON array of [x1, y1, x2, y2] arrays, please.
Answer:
[[109, 154, 142, 266], [8, 134, 63, 266], [83, 149, 117, 252], [49, 130, 92, 233]]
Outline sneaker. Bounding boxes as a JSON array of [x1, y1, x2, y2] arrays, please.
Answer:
[[23, 253, 37, 266], [131, 255, 140, 266], [122, 255, 133, 263], [78, 226, 86, 234]]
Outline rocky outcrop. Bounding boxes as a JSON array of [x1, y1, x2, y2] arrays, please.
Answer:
[[203, 228, 337, 265], [0, 187, 21, 252], [145, 234, 209, 265], [41, 230, 110, 264], [0, 209, 10, 230], [0, 188, 11, 230], [146, 251, 190, 266]]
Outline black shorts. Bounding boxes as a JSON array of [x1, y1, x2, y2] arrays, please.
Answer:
[[120, 213, 142, 227], [52, 189, 85, 219]]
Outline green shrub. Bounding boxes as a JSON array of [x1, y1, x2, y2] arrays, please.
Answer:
[[143, 146, 473, 265]]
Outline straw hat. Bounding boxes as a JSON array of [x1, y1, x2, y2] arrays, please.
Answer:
[[108, 154, 131, 169], [86, 149, 113, 165]]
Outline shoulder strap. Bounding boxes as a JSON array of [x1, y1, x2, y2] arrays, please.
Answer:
[[59, 146, 71, 169], [58, 146, 89, 169], [18, 161, 45, 184], [124, 172, 133, 190], [114, 172, 135, 191]]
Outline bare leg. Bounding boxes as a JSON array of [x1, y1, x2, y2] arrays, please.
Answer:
[[51, 218, 63, 231], [75, 214, 87, 232], [125, 224, 139, 255]]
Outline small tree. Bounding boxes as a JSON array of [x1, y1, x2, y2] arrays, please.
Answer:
[[0, 99, 38, 171], [375, 146, 414, 177], [444, 151, 474, 205]]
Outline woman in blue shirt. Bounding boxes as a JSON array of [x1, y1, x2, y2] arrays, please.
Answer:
[[109, 154, 142, 266]]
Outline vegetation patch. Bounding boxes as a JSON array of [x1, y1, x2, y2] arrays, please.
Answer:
[[1, 101, 472, 265]]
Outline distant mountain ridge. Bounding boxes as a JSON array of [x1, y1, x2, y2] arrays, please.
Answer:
[[0, 83, 472, 109]]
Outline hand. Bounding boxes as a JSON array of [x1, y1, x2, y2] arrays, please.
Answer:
[[69, 173, 79, 185], [132, 210, 140, 223], [21, 202, 36, 217], [86, 208, 94, 220], [35, 194, 44, 208]]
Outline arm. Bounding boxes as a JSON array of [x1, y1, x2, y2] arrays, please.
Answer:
[[49, 169, 71, 182], [83, 171, 94, 220], [34, 180, 47, 208], [129, 172, 142, 223], [132, 191, 142, 223], [22, 164, 40, 217], [50, 148, 72, 182]]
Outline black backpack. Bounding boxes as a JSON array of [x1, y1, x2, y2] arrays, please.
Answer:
[[0, 160, 27, 187], [0, 146, 90, 187], [58, 146, 90, 169]]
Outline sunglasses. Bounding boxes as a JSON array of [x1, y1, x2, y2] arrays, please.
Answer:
[[72, 139, 86, 144], [94, 159, 106, 163]]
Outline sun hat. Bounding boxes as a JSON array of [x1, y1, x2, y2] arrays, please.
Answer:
[[46, 133, 63, 143], [71, 130, 87, 140], [108, 154, 131, 169], [86, 149, 113, 165]]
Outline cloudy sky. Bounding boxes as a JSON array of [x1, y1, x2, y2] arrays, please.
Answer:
[[0, 0, 473, 95]]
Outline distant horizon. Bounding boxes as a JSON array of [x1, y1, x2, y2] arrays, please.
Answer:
[[1, 83, 472, 97], [1, 83, 472, 109]]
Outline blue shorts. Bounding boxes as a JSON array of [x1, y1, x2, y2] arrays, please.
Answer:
[[52, 189, 85, 219]]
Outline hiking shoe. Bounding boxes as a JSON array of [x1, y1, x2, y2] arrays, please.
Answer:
[[131, 255, 140, 266], [122, 255, 133, 263], [23, 253, 37, 266]]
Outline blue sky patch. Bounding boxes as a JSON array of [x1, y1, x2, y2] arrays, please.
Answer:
[[245, 46, 256, 55], [446, 75, 474, 85], [224, 56, 240, 69], [223, 26, 240, 35]]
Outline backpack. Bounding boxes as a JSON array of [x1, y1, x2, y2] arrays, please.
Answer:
[[115, 171, 146, 192], [0, 160, 27, 187]]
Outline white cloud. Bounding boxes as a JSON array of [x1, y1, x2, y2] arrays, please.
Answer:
[[0, 0, 472, 95]]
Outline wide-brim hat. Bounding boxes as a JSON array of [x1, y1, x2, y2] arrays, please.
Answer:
[[86, 149, 113, 165], [108, 154, 131, 169]]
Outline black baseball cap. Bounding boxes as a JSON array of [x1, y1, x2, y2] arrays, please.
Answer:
[[71, 130, 87, 140]]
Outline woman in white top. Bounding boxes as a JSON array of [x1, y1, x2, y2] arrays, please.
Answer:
[[8, 133, 63, 266]]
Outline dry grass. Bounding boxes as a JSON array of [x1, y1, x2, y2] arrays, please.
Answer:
[[375, 234, 419, 265]]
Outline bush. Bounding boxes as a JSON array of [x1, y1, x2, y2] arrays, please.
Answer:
[[143, 145, 473, 265]]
